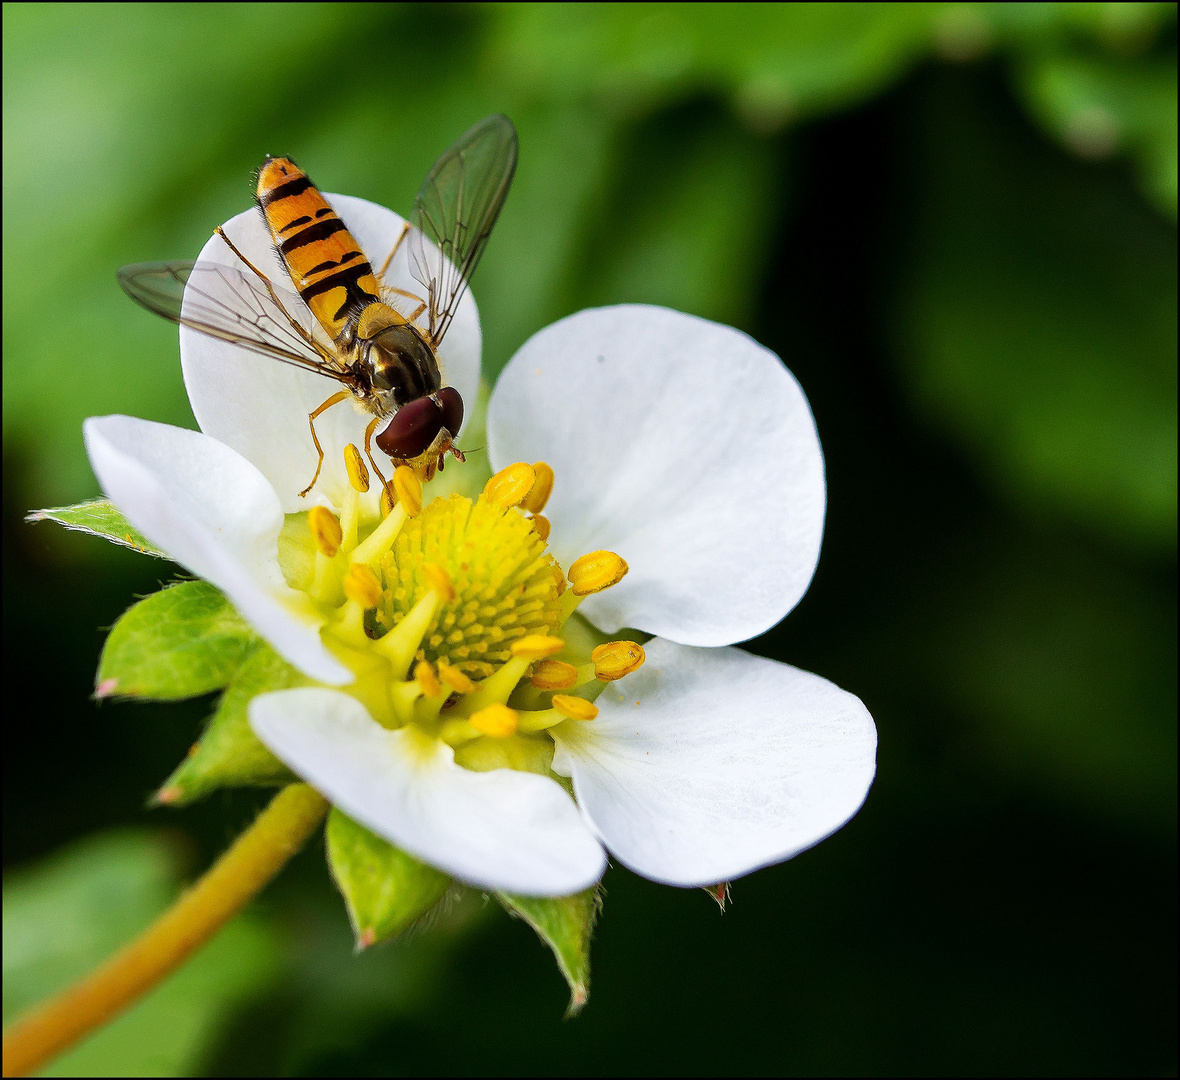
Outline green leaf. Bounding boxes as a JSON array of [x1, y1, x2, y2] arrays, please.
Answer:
[[97, 580, 257, 701], [326, 809, 451, 949], [895, 70, 1177, 549], [577, 108, 782, 330], [909, 529, 1178, 837], [27, 499, 169, 559], [3, 3, 385, 509], [469, 101, 622, 380], [1017, 50, 1178, 219], [157, 642, 305, 806], [3, 830, 279, 1077], [490, 4, 937, 126], [497, 887, 601, 1016], [254, 887, 494, 1074]]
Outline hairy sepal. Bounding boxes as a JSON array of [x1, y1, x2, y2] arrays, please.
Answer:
[[326, 809, 452, 949], [98, 580, 256, 700], [156, 642, 304, 806], [28, 498, 169, 558], [497, 886, 602, 1016]]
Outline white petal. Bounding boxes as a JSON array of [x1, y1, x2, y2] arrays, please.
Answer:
[[84, 415, 350, 685], [251, 688, 607, 895], [488, 305, 825, 646], [551, 637, 875, 887], [181, 194, 481, 511]]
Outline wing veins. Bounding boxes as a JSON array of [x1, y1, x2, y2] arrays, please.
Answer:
[[118, 260, 355, 385], [408, 114, 518, 349]]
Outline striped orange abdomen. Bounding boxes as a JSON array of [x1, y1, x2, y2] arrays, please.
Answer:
[[255, 157, 382, 343]]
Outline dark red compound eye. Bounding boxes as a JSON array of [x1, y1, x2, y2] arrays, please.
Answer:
[[435, 386, 464, 435], [375, 396, 443, 459]]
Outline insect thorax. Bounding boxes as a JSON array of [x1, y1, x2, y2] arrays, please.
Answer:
[[353, 303, 441, 418]]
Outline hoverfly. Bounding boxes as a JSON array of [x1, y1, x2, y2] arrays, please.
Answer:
[[118, 114, 517, 494]]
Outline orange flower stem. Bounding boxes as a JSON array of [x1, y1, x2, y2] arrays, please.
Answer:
[[2, 783, 329, 1077]]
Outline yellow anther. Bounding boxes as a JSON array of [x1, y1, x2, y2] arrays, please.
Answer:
[[530, 658, 578, 690], [308, 505, 343, 558], [414, 659, 443, 698], [469, 703, 518, 738], [592, 640, 646, 681], [551, 564, 567, 597], [483, 462, 536, 509], [530, 514, 551, 542], [436, 658, 476, 694], [342, 563, 383, 609], [568, 550, 628, 596], [551, 694, 598, 722], [510, 634, 566, 660], [393, 465, 422, 517], [522, 461, 555, 514], [422, 562, 456, 603], [380, 481, 397, 518], [344, 444, 370, 493]]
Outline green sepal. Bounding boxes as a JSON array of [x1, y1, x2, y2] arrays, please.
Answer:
[[702, 882, 732, 911], [326, 809, 451, 949], [156, 642, 304, 806], [497, 886, 601, 1016], [97, 580, 256, 701], [28, 498, 169, 558]]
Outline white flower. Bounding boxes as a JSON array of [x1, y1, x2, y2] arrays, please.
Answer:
[[85, 194, 876, 899]]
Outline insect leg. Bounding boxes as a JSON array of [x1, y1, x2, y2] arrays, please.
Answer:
[[383, 284, 428, 304], [299, 390, 352, 498], [214, 227, 329, 360], [376, 222, 411, 279], [363, 416, 389, 494]]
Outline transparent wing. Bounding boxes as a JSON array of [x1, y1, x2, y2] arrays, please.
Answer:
[[409, 114, 518, 347], [117, 261, 356, 385]]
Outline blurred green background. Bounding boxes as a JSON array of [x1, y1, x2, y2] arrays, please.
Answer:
[[4, 3, 1176, 1075]]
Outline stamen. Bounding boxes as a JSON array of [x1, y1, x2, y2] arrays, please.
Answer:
[[330, 596, 369, 646], [522, 461, 555, 514], [308, 505, 343, 558], [374, 589, 440, 678], [552, 565, 567, 597], [350, 503, 407, 567], [551, 694, 598, 722], [389, 680, 425, 726], [393, 465, 422, 517], [558, 588, 581, 626], [457, 656, 531, 715], [422, 562, 456, 603], [414, 659, 443, 698], [439, 716, 482, 746], [469, 703, 519, 738], [515, 707, 564, 733], [437, 658, 475, 694], [529, 514, 551, 542], [484, 463, 535, 509], [380, 482, 397, 519], [345, 444, 370, 493], [530, 658, 578, 690], [342, 563, 383, 610], [510, 634, 566, 660], [592, 640, 646, 681], [567, 550, 628, 596], [339, 486, 360, 551]]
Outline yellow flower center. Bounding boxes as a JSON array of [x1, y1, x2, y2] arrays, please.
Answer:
[[283, 449, 646, 777], [376, 494, 563, 680]]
